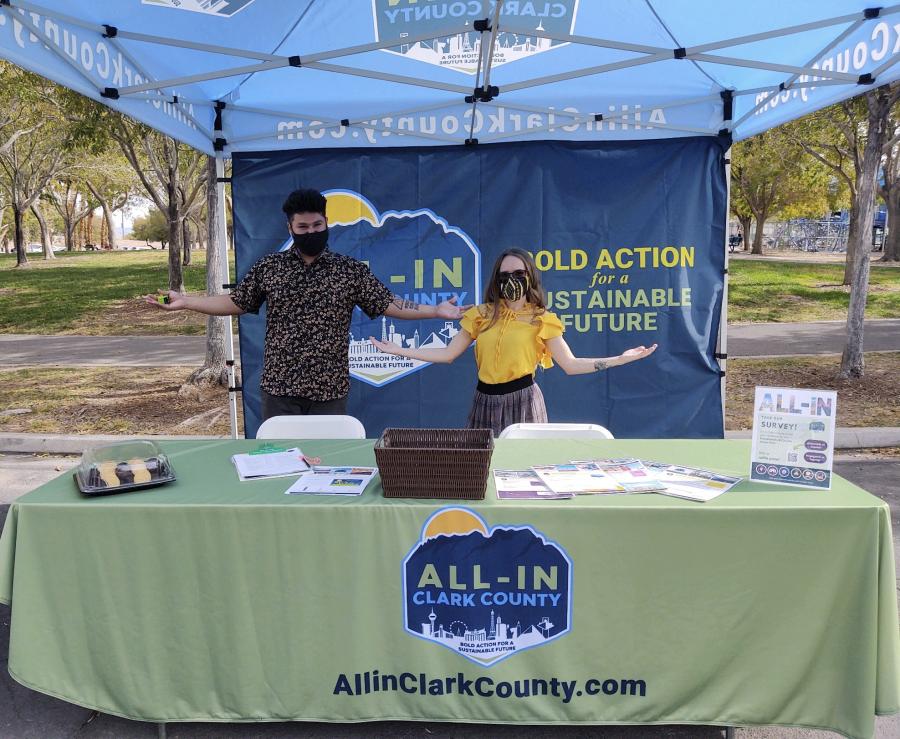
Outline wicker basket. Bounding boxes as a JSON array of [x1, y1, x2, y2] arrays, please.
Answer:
[[375, 428, 494, 499]]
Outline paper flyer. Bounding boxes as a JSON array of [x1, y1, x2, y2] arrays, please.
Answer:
[[643, 461, 742, 502], [285, 466, 378, 496], [750, 386, 837, 489], [531, 462, 627, 495], [493, 470, 573, 500], [231, 447, 309, 481], [578, 459, 666, 493]]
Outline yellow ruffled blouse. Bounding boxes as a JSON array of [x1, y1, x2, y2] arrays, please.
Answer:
[[460, 304, 564, 384]]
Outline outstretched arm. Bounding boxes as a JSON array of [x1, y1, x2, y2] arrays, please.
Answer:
[[143, 290, 245, 316], [545, 336, 657, 376], [370, 329, 473, 364], [383, 294, 472, 321]]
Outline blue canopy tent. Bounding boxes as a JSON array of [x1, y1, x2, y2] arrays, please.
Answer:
[[1, 0, 898, 437]]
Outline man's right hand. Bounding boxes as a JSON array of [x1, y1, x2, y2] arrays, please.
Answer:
[[144, 290, 188, 311]]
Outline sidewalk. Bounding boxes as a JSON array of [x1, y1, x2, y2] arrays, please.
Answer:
[[0, 320, 898, 367], [726, 319, 900, 357]]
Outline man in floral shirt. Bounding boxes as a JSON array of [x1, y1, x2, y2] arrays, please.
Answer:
[[148, 188, 466, 420]]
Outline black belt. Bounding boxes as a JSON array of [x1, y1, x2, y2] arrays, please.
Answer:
[[476, 374, 534, 396]]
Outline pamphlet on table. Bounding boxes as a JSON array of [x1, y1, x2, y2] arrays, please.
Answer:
[[573, 458, 666, 493], [643, 461, 742, 502], [531, 462, 627, 495], [285, 466, 379, 496], [231, 447, 310, 481], [750, 386, 837, 489], [494, 459, 742, 503], [493, 469, 573, 500]]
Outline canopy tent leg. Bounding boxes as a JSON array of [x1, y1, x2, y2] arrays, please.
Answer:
[[157, 722, 167, 739], [215, 150, 239, 439], [719, 144, 732, 434]]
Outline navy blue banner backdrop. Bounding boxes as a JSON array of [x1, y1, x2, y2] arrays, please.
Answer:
[[232, 138, 728, 439]]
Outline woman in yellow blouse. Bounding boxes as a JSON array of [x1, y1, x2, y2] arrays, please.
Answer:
[[369, 248, 657, 436]]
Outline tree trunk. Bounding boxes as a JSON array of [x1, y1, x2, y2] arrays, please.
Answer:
[[843, 189, 864, 285], [99, 197, 117, 250], [184, 156, 229, 390], [64, 221, 75, 251], [738, 215, 752, 251], [751, 215, 766, 254], [182, 219, 192, 266], [839, 87, 893, 379], [30, 204, 54, 260], [880, 187, 900, 261], [167, 187, 185, 292], [13, 206, 28, 267], [194, 216, 206, 251]]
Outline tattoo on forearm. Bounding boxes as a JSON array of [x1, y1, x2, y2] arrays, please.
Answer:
[[593, 359, 610, 372], [392, 296, 419, 311]]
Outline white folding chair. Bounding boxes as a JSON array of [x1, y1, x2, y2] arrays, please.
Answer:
[[256, 414, 366, 439], [498, 422, 614, 440]]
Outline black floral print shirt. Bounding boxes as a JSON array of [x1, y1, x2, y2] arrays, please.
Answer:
[[231, 247, 394, 400]]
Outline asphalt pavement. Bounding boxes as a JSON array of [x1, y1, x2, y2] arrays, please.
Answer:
[[0, 320, 898, 367]]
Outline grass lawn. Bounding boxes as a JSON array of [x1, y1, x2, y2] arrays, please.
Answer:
[[727, 260, 900, 323], [0, 250, 231, 335], [0, 250, 898, 334]]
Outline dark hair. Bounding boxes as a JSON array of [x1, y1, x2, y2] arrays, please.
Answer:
[[282, 189, 327, 220], [481, 248, 546, 330]]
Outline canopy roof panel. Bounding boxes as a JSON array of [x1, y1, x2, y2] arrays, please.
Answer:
[[1, 0, 897, 154]]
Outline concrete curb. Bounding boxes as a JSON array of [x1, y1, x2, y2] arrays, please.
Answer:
[[0, 433, 228, 455], [1, 429, 898, 455]]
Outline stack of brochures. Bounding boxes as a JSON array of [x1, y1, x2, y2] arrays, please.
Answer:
[[285, 466, 379, 496], [495, 458, 741, 502], [231, 447, 310, 481]]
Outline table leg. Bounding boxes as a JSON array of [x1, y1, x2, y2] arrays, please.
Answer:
[[157, 722, 167, 739]]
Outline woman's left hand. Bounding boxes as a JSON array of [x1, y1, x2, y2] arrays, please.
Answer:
[[621, 344, 658, 363]]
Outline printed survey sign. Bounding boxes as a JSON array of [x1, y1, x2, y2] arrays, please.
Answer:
[[750, 387, 837, 490]]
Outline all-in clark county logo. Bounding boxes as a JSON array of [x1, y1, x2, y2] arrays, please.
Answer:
[[373, 0, 578, 74], [142, 0, 257, 16], [277, 190, 480, 388], [403, 508, 572, 666]]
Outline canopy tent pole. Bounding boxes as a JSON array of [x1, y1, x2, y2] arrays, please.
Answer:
[[215, 149, 239, 439], [210, 100, 238, 438], [718, 83, 734, 433], [719, 146, 732, 433]]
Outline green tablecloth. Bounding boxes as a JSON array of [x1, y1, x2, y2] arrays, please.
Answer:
[[0, 439, 898, 739]]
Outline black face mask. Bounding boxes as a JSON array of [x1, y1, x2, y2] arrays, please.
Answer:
[[291, 227, 328, 257], [497, 272, 528, 302]]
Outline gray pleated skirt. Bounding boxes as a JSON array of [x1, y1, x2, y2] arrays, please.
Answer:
[[466, 382, 548, 438]]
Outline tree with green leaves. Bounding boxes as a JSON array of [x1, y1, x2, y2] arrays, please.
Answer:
[[731, 124, 830, 254], [840, 85, 898, 378], [788, 85, 900, 284], [0, 63, 72, 267], [48, 178, 96, 251], [131, 209, 169, 246], [109, 118, 205, 292]]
